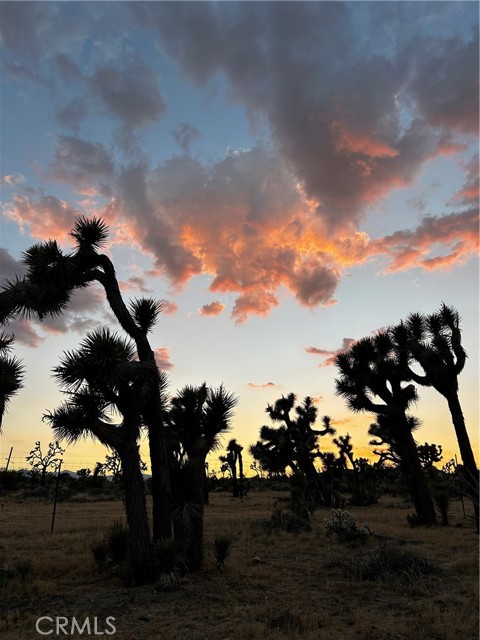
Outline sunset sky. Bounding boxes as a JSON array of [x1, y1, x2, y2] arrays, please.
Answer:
[[0, 1, 478, 474]]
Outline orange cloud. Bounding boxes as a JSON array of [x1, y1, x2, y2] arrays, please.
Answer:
[[332, 121, 399, 158], [373, 207, 479, 273], [199, 301, 225, 317]]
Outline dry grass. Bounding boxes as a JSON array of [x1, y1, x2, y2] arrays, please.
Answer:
[[0, 492, 478, 639]]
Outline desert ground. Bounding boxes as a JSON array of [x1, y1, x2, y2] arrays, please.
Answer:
[[0, 491, 478, 640]]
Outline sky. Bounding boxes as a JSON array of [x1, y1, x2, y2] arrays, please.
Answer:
[[0, 1, 478, 475]]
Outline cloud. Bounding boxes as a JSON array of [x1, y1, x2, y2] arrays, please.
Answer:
[[0, 248, 27, 282], [135, 2, 478, 231], [161, 300, 178, 315], [1, 318, 44, 349], [49, 136, 115, 195], [199, 301, 225, 317], [1, 173, 25, 188], [449, 155, 479, 206], [2, 192, 81, 242], [154, 347, 173, 370], [373, 207, 479, 273], [89, 60, 166, 130], [172, 122, 200, 154], [39, 286, 107, 336], [306, 338, 356, 366], [246, 382, 277, 389]]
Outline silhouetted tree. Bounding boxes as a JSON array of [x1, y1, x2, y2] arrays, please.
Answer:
[[0, 333, 24, 432], [335, 333, 437, 524], [26, 440, 64, 486], [219, 439, 245, 497], [252, 394, 335, 507], [0, 217, 172, 539], [43, 328, 156, 583], [417, 443, 443, 469], [168, 383, 237, 570], [393, 304, 478, 527]]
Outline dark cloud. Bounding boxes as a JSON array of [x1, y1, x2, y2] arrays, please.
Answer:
[[49, 135, 115, 195], [172, 122, 200, 154], [132, 2, 478, 231], [0, 248, 27, 283], [89, 60, 166, 130]]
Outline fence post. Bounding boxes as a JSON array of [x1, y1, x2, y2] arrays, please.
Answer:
[[51, 460, 63, 534]]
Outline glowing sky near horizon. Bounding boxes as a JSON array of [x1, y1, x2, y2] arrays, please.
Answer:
[[0, 1, 478, 473]]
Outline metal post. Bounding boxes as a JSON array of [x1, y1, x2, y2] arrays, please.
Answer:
[[5, 447, 13, 472], [51, 460, 63, 534]]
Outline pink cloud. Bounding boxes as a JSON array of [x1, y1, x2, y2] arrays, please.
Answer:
[[2, 319, 44, 348], [306, 338, 356, 366], [373, 207, 479, 273], [199, 301, 225, 317], [154, 347, 173, 370], [161, 300, 178, 315]]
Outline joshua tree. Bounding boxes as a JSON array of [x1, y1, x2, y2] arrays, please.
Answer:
[[168, 383, 237, 570], [335, 333, 437, 524], [0, 217, 171, 539], [393, 304, 478, 526], [252, 394, 335, 507], [219, 438, 245, 497], [26, 440, 64, 486], [43, 328, 157, 583], [0, 333, 24, 432], [417, 443, 443, 470]]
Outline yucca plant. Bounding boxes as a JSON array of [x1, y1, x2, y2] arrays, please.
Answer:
[[153, 538, 182, 592], [106, 520, 130, 565], [213, 535, 233, 570]]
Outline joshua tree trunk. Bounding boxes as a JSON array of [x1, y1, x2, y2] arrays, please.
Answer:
[[238, 452, 244, 497], [446, 392, 479, 530], [185, 456, 205, 571], [99, 259, 172, 540], [119, 443, 152, 583], [231, 462, 239, 497], [396, 428, 437, 525]]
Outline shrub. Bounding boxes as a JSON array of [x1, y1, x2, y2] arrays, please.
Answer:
[[346, 541, 439, 583], [92, 520, 129, 567], [270, 508, 311, 533], [105, 520, 129, 564], [213, 535, 233, 570], [91, 541, 108, 569], [153, 538, 182, 592], [14, 558, 34, 584], [324, 508, 373, 542]]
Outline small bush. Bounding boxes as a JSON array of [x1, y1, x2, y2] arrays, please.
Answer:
[[346, 542, 439, 583], [91, 541, 108, 569], [268, 609, 303, 633], [270, 508, 311, 533], [324, 508, 373, 542], [14, 558, 34, 584], [213, 535, 233, 570], [106, 520, 129, 564], [91, 520, 129, 570]]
